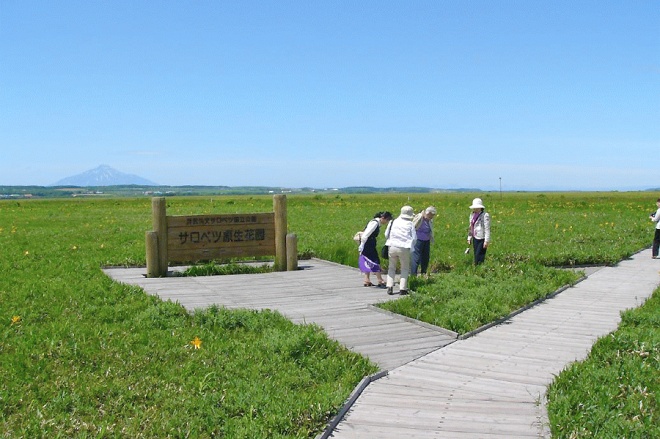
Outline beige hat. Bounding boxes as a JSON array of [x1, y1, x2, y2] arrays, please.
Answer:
[[399, 205, 414, 220], [470, 198, 485, 209], [425, 206, 437, 215]]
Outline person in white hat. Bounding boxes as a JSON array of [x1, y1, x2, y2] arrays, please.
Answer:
[[650, 197, 660, 259], [467, 198, 491, 265], [384, 205, 417, 295]]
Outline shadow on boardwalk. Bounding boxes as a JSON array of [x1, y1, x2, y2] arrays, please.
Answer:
[[104, 249, 660, 439]]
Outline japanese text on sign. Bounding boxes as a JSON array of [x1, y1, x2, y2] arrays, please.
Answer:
[[178, 228, 266, 245], [185, 215, 259, 226]]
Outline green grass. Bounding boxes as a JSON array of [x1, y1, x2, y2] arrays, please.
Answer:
[[180, 261, 274, 277], [381, 262, 581, 334], [0, 197, 376, 437], [1, 192, 658, 437], [546, 287, 660, 438], [2, 302, 372, 437], [287, 191, 651, 268]]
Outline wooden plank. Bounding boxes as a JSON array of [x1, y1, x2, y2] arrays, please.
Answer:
[[168, 243, 276, 262]]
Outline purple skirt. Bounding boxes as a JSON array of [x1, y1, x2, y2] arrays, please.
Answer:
[[359, 254, 382, 273]]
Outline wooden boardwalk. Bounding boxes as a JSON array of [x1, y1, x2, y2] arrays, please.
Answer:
[[103, 250, 660, 438], [329, 249, 660, 438], [103, 258, 457, 371]]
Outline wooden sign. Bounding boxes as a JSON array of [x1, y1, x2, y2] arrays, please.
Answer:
[[167, 212, 275, 262], [146, 195, 291, 277]]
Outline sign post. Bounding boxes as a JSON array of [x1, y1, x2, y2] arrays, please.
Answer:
[[152, 197, 168, 275], [273, 194, 287, 272]]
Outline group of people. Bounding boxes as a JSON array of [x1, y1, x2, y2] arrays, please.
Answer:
[[357, 198, 491, 295], [358, 196, 660, 294]]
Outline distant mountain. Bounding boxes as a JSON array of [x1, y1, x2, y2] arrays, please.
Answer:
[[52, 165, 158, 187]]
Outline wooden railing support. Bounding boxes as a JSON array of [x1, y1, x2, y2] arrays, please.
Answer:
[[286, 233, 298, 271], [273, 194, 287, 272], [145, 231, 160, 277], [152, 197, 168, 276]]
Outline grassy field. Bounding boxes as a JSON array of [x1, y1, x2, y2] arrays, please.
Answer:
[[1, 192, 658, 437]]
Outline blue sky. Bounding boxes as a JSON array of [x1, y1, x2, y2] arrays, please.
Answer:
[[1, 1, 658, 190]]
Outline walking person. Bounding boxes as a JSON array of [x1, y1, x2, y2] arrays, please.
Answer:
[[411, 206, 437, 276], [358, 211, 393, 286], [385, 206, 416, 295], [467, 198, 491, 265], [650, 198, 660, 259]]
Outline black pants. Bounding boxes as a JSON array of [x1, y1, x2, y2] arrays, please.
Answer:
[[473, 238, 487, 265], [653, 229, 660, 257], [411, 239, 431, 274]]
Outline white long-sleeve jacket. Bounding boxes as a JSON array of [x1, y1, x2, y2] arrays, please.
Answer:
[[385, 217, 416, 249], [652, 208, 660, 230], [468, 211, 491, 242]]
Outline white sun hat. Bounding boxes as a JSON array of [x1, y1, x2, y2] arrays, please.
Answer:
[[399, 205, 414, 220], [469, 198, 485, 209]]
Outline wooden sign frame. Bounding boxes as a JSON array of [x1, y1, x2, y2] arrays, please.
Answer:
[[146, 195, 292, 277]]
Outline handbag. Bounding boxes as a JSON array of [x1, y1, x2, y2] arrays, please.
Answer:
[[381, 245, 389, 259], [381, 221, 392, 259]]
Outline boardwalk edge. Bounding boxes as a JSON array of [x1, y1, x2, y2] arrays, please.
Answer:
[[458, 275, 588, 340], [315, 370, 389, 439], [367, 304, 459, 338]]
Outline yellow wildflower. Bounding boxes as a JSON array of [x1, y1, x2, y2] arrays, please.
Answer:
[[191, 337, 202, 350], [11, 316, 21, 325]]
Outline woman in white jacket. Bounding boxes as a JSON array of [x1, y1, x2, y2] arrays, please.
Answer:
[[385, 206, 416, 295], [650, 198, 660, 259], [467, 198, 491, 265]]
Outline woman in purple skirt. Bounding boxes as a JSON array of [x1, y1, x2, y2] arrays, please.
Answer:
[[358, 211, 392, 287]]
